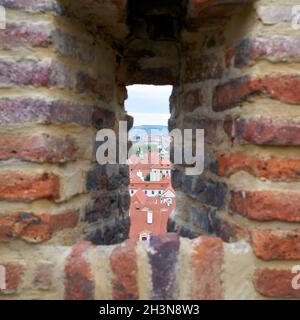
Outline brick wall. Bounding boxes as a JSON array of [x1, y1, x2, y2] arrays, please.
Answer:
[[0, 0, 299, 300], [0, 0, 130, 246], [169, 0, 300, 299]]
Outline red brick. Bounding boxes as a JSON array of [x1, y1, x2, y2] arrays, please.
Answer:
[[253, 268, 300, 298], [65, 241, 95, 300], [1, 262, 25, 293], [255, 76, 300, 104], [251, 229, 300, 260], [215, 152, 300, 181], [33, 261, 54, 290], [213, 75, 300, 111], [191, 236, 224, 300], [236, 118, 300, 146], [230, 191, 300, 222], [0, 210, 79, 243], [213, 76, 254, 111], [0, 134, 76, 163], [110, 240, 138, 300], [0, 172, 60, 202]]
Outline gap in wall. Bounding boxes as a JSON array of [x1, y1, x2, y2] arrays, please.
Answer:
[[125, 85, 176, 242]]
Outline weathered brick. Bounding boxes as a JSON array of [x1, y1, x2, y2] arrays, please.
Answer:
[[183, 116, 219, 144], [85, 191, 119, 223], [0, 25, 95, 63], [213, 76, 253, 111], [149, 233, 179, 300], [0, 262, 25, 294], [110, 240, 138, 300], [185, 54, 224, 82], [210, 212, 250, 242], [0, 59, 72, 89], [257, 5, 293, 25], [251, 230, 300, 261], [186, 176, 227, 209], [230, 191, 300, 222], [0, 98, 93, 126], [63, 0, 127, 28], [191, 204, 216, 234], [76, 72, 114, 102], [0, 24, 52, 50], [0, 134, 76, 163], [65, 241, 95, 300], [213, 75, 300, 111], [191, 236, 223, 300], [51, 29, 95, 63], [236, 118, 300, 146], [87, 165, 129, 192], [214, 152, 300, 181], [0, 210, 79, 243], [0, 172, 60, 202], [85, 217, 130, 245], [92, 107, 116, 129], [253, 268, 300, 298], [235, 37, 300, 67], [187, 0, 252, 24], [33, 261, 54, 290], [0, 0, 62, 13], [171, 168, 184, 190], [183, 88, 204, 112]]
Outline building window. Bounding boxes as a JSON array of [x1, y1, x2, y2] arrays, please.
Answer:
[[139, 233, 150, 242], [145, 190, 148, 195], [152, 191, 155, 195], [158, 191, 161, 195], [147, 211, 153, 224]]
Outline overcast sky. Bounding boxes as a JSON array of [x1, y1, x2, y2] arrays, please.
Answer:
[[125, 85, 172, 126]]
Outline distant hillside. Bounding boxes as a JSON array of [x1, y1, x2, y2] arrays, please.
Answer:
[[133, 125, 168, 133]]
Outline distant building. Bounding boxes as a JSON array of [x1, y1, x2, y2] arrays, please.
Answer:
[[128, 152, 176, 242], [129, 188, 176, 242]]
